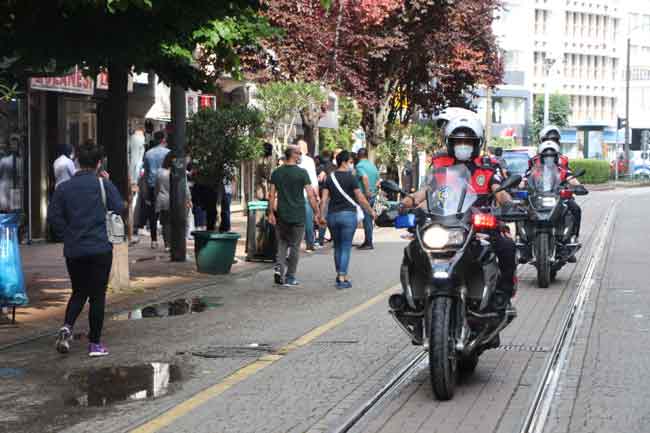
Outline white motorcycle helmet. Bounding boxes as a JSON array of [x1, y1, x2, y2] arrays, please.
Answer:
[[539, 125, 562, 144], [538, 140, 560, 155], [444, 116, 484, 161], [434, 107, 481, 129]]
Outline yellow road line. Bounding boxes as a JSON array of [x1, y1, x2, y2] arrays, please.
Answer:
[[129, 285, 399, 433]]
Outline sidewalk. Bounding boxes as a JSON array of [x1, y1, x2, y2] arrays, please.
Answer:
[[0, 213, 261, 346]]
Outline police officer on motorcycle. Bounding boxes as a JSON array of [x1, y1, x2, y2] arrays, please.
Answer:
[[400, 115, 518, 310], [536, 125, 584, 249]]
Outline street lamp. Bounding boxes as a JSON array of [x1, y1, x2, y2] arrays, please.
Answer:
[[543, 57, 556, 127]]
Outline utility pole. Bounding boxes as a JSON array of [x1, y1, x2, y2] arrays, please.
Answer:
[[170, 85, 187, 262], [625, 37, 632, 176], [485, 87, 493, 151], [543, 58, 556, 127]]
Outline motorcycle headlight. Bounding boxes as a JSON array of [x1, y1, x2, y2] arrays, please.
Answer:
[[421, 226, 465, 250], [540, 197, 557, 208]]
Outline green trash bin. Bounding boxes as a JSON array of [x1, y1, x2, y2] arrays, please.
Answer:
[[191, 231, 241, 274]]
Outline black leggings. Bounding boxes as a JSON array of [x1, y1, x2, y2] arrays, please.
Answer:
[[64, 252, 113, 344]]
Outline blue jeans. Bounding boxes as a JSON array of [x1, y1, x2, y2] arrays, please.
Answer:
[[327, 211, 357, 276], [304, 201, 315, 247], [362, 197, 375, 246]]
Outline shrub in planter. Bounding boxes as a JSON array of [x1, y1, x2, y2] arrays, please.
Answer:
[[188, 105, 264, 273], [568, 159, 610, 184]]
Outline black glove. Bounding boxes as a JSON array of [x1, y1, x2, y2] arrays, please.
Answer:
[[572, 185, 588, 196]]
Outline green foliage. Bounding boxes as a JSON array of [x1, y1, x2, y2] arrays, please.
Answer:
[[569, 159, 610, 184], [2, 1, 275, 91], [376, 124, 409, 168], [256, 81, 327, 146], [489, 136, 516, 150], [0, 82, 18, 101], [531, 94, 572, 143], [188, 106, 264, 187], [319, 95, 362, 151], [410, 122, 440, 151]]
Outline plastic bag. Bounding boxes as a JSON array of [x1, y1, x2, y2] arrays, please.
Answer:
[[0, 213, 28, 306]]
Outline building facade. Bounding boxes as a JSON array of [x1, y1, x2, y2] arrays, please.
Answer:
[[480, 0, 650, 159]]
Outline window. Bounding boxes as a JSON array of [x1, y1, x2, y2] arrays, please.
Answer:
[[504, 50, 523, 71]]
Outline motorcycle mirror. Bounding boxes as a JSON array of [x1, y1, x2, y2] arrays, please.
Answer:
[[380, 179, 402, 195]]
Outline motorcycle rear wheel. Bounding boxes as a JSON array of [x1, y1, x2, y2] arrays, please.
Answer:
[[535, 233, 551, 288], [429, 297, 457, 400]]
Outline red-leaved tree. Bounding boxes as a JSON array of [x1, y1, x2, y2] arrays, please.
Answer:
[[261, 0, 503, 150]]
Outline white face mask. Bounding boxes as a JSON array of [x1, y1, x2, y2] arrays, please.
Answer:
[[454, 145, 473, 161]]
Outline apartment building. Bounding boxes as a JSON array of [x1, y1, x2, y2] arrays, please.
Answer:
[[480, 0, 650, 159]]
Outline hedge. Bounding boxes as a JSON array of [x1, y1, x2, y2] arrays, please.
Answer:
[[568, 159, 610, 184]]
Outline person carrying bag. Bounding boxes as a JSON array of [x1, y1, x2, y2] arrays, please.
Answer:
[[319, 150, 376, 290], [47, 140, 125, 358]]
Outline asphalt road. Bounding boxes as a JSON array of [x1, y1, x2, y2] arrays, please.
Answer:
[[0, 188, 643, 433]]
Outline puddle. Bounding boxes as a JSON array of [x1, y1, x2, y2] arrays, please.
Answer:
[[113, 296, 223, 321], [64, 363, 182, 407], [0, 367, 25, 378]]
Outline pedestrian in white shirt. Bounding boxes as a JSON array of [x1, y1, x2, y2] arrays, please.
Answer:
[[297, 139, 319, 251], [53, 143, 76, 189]]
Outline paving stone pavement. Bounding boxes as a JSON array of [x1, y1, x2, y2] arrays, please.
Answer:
[[544, 188, 650, 433], [0, 189, 631, 433]]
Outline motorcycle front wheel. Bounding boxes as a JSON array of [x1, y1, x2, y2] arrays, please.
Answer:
[[535, 233, 552, 288], [429, 297, 457, 400]]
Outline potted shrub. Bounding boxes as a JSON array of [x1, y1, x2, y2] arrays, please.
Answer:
[[188, 105, 264, 274]]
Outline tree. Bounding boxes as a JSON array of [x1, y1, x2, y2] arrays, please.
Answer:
[[319, 95, 362, 151], [256, 81, 326, 153], [376, 122, 409, 182], [263, 0, 503, 153], [531, 94, 572, 143], [1, 1, 274, 196]]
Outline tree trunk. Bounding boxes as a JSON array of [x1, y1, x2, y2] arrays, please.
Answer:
[[362, 102, 389, 159], [300, 106, 321, 156], [169, 84, 187, 262], [103, 63, 129, 291], [104, 64, 129, 200]]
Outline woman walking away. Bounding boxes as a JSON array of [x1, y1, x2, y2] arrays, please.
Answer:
[[47, 141, 125, 357], [319, 151, 375, 290]]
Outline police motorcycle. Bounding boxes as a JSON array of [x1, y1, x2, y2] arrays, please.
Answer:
[[377, 165, 523, 401], [515, 158, 587, 288]]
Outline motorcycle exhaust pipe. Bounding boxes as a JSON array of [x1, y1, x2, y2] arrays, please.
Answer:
[[389, 294, 407, 311], [462, 308, 517, 356], [389, 310, 423, 345]]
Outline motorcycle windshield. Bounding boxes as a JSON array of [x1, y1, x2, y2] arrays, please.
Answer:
[[426, 164, 477, 216], [528, 161, 561, 194]]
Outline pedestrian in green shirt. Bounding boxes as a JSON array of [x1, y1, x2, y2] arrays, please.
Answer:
[[269, 145, 320, 286], [355, 148, 379, 249]]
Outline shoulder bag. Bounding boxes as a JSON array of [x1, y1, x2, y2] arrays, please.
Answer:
[[99, 179, 125, 244], [331, 172, 365, 223]]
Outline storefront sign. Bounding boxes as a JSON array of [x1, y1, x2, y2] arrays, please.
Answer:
[[95, 71, 134, 92], [30, 67, 94, 95]]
